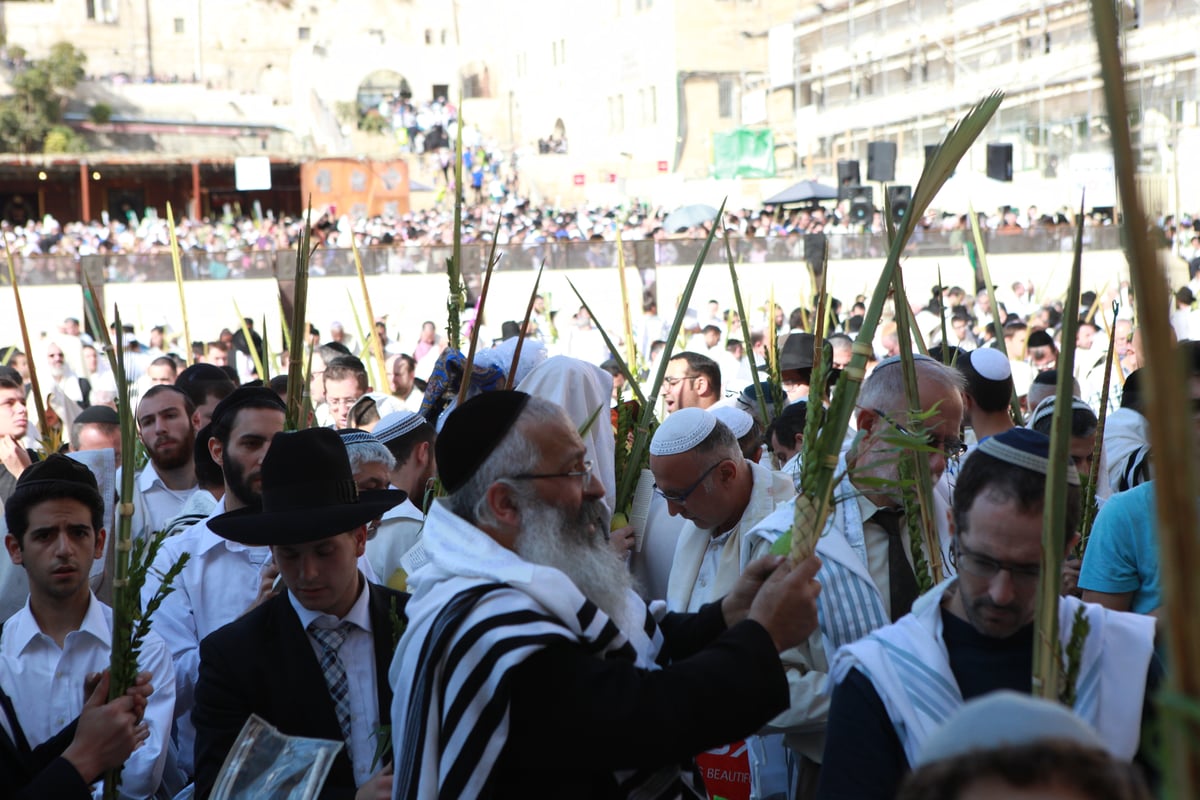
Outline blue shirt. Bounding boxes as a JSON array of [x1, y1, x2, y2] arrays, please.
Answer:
[[1079, 481, 1160, 613]]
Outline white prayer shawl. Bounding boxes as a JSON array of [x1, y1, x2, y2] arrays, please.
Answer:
[[742, 467, 890, 656], [390, 500, 683, 800], [665, 461, 795, 613], [828, 579, 1156, 766]]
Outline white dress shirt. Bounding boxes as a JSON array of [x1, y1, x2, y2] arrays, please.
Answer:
[[142, 498, 380, 777], [0, 593, 175, 799], [288, 577, 380, 787], [123, 462, 197, 540], [684, 527, 736, 613]]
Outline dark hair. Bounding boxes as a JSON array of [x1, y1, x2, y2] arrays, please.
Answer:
[[668, 351, 721, 396], [193, 422, 224, 490], [1120, 369, 1143, 412], [318, 342, 352, 364], [958, 356, 1013, 414], [5, 475, 104, 543], [766, 401, 807, 451], [952, 450, 1081, 541], [1030, 403, 1098, 439], [175, 364, 236, 408], [149, 355, 177, 372], [325, 356, 368, 392], [210, 393, 287, 448], [0, 374, 22, 392], [898, 740, 1151, 800], [384, 421, 436, 466], [138, 384, 197, 419], [736, 417, 764, 460], [394, 353, 416, 371]]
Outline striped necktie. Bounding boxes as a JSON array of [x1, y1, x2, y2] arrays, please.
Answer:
[[309, 621, 354, 746]]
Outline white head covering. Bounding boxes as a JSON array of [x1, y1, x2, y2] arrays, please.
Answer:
[[374, 410, 427, 444], [650, 407, 716, 456], [709, 406, 753, 439], [516, 356, 617, 512], [915, 691, 1105, 767]]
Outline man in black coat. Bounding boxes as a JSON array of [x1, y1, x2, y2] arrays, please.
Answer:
[[192, 428, 408, 800]]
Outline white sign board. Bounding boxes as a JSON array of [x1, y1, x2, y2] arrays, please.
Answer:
[[1068, 152, 1116, 209], [768, 24, 794, 88], [235, 156, 273, 192]]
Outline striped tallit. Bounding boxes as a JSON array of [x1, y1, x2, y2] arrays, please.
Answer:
[[389, 500, 698, 800], [828, 579, 1156, 765]]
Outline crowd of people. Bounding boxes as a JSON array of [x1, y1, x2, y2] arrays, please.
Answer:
[[0, 241, 1187, 800]]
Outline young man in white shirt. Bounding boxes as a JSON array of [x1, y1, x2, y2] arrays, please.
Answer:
[[128, 385, 198, 540], [2, 454, 174, 799]]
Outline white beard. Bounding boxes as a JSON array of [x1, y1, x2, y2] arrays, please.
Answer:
[[515, 498, 637, 635]]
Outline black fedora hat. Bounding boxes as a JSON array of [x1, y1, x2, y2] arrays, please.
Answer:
[[208, 428, 405, 546], [778, 333, 816, 372]]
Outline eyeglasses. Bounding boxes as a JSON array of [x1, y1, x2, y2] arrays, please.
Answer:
[[951, 539, 1041, 587], [512, 460, 594, 490], [662, 375, 701, 388], [872, 408, 967, 460], [653, 459, 727, 504]]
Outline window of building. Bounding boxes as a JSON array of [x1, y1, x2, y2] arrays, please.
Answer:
[[559, 39, 566, 65], [298, 26, 311, 41], [718, 78, 734, 119], [174, 17, 185, 34], [425, 29, 433, 45], [441, 29, 449, 44], [644, 86, 657, 124]]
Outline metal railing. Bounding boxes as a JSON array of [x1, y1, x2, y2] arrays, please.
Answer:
[[0, 226, 1127, 287]]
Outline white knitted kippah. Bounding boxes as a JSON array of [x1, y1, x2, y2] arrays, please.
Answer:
[[373, 410, 426, 444], [650, 407, 717, 456], [710, 406, 754, 439], [968, 346, 1011, 381]]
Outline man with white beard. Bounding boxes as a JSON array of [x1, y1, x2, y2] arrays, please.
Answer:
[[389, 391, 824, 799]]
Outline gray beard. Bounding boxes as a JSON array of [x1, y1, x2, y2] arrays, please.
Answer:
[[515, 498, 637, 635]]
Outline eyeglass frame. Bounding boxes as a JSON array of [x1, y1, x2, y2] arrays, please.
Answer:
[[870, 407, 968, 460], [512, 459, 595, 489], [653, 459, 728, 504], [950, 538, 1041, 587], [662, 374, 702, 388]]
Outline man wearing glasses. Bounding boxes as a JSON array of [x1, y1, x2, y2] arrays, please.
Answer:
[[741, 353, 967, 797], [661, 353, 722, 414], [817, 428, 1158, 799], [649, 408, 795, 614]]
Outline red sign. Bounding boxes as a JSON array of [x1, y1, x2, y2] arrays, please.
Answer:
[[607, 172, 617, 183], [573, 174, 585, 185], [694, 740, 751, 800], [657, 160, 670, 172]]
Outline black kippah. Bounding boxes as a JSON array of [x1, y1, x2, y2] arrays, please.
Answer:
[[175, 363, 232, 387], [210, 386, 287, 430], [1027, 329, 1055, 349], [436, 390, 531, 493], [16, 453, 99, 493]]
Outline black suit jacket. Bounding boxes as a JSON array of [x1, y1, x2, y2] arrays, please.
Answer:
[[192, 582, 408, 800], [0, 686, 92, 800]]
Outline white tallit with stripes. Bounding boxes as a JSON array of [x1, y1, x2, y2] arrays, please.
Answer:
[[828, 579, 1156, 765], [742, 466, 890, 656], [389, 499, 693, 800]]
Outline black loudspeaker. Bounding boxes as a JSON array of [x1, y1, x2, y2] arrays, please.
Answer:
[[987, 143, 1013, 181], [887, 185, 912, 224], [848, 186, 874, 223], [837, 159, 860, 200], [867, 141, 897, 182], [926, 144, 953, 176]]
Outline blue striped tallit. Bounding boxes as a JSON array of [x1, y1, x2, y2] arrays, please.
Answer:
[[389, 500, 695, 800], [742, 470, 889, 656], [828, 580, 1156, 765]]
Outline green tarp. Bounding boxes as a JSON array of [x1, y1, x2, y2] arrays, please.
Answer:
[[712, 128, 776, 179]]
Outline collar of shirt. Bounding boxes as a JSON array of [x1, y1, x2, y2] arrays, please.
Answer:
[[4, 592, 109, 657], [381, 495, 423, 522], [193, 498, 270, 557], [287, 572, 373, 634], [135, 461, 164, 493]]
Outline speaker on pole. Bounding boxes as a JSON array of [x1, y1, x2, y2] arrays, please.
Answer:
[[837, 159, 860, 201], [987, 143, 1013, 181], [887, 185, 912, 224], [848, 186, 874, 224], [867, 141, 897, 182]]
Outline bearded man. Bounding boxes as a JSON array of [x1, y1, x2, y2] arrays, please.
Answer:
[[128, 385, 198, 540], [389, 391, 823, 798]]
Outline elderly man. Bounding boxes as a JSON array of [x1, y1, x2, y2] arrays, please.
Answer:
[[70, 405, 122, 460], [818, 429, 1158, 799], [389, 391, 823, 797], [193, 428, 406, 800], [650, 408, 794, 613], [743, 354, 966, 795]]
